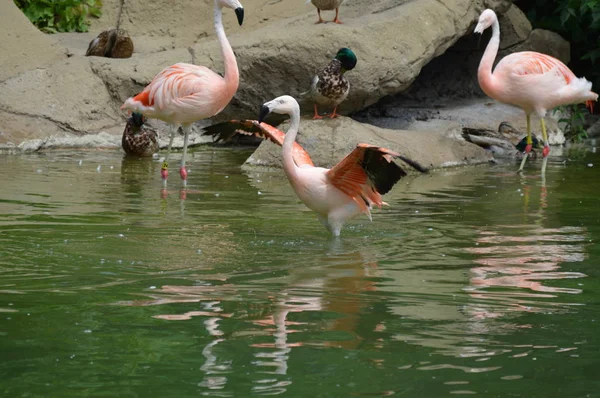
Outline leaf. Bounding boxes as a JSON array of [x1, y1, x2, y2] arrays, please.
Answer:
[[561, 8, 571, 25]]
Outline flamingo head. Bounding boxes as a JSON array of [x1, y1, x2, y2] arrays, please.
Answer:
[[258, 95, 300, 123], [474, 9, 496, 34], [335, 48, 357, 74], [217, 0, 244, 25]]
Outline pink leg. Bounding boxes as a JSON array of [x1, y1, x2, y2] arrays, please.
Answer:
[[542, 145, 550, 158]]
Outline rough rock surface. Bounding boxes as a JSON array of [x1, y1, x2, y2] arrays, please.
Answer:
[[0, 1, 65, 83], [0, 0, 575, 165], [242, 117, 492, 171]]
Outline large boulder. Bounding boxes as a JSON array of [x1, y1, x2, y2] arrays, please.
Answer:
[[242, 117, 492, 171], [96, 0, 514, 121], [0, 1, 65, 83]]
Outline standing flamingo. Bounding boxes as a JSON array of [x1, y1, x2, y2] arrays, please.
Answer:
[[203, 96, 427, 236], [474, 9, 597, 176], [120, 0, 244, 188]]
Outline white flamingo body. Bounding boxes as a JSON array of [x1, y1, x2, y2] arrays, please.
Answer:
[[202, 96, 427, 236]]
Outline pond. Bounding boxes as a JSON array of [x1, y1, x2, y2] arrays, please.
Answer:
[[1, 144, 599, 397]]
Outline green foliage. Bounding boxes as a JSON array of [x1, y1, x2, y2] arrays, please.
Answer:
[[14, 0, 102, 33], [524, 0, 600, 102], [554, 104, 589, 142]]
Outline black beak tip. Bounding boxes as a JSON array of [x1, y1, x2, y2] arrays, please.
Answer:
[[258, 105, 270, 124], [235, 7, 244, 26]]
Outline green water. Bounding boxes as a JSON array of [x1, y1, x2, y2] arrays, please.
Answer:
[[1, 145, 599, 397]]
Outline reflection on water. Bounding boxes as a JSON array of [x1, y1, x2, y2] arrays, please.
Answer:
[[0, 149, 599, 396], [465, 182, 587, 321]]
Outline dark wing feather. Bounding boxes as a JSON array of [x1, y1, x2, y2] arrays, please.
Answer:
[[202, 120, 314, 167]]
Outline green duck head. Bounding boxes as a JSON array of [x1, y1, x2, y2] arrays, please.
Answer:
[[515, 135, 541, 152], [129, 112, 146, 128], [335, 48, 357, 73]]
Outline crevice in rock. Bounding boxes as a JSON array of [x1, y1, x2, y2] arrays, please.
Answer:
[[0, 107, 84, 135]]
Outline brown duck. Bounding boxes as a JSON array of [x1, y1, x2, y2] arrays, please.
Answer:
[[86, 28, 134, 58], [122, 113, 159, 157]]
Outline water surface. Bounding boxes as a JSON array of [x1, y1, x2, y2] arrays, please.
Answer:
[[1, 146, 599, 397]]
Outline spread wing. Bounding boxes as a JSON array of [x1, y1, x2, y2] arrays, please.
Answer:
[[202, 120, 314, 167], [326, 144, 427, 211]]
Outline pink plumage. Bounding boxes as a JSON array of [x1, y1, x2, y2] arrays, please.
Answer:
[[120, 0, 244, 189], [203, 97, 428, 237], [475, 9, 597, 175]]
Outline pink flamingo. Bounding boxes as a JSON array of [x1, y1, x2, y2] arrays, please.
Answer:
[[203, 95, 427, 236], [120, 0, 244, 188], [474, 9, 597, 176]]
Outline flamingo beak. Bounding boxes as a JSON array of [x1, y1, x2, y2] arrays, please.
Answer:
[[235, 7, 244, 26], [258, 105, 270, 124]]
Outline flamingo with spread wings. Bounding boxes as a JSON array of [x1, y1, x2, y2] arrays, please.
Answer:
[[474, 9, 597, 176], [203, 96, 427, 236], [121, 0, 244, 189]]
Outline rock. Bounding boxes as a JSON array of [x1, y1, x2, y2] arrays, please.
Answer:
[[500, 29, 570, 64], [355, 98, 567, 146], [96, 0, 514, 122], [0, 57, 122, 144], [0, 1, 65, 83], [497, 4, 532, 50], [242, 116, 492, 171]]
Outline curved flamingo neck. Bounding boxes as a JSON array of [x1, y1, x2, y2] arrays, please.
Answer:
[[214, 4, 239, 96], [478, 18, 500, 98], [282, 107, 301, 182]]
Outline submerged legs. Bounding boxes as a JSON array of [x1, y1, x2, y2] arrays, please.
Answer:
[[540, 118, 550, 178], [162, 124, 177, 189], [180, 124, 191, 188], [517, 114, 532, 173]]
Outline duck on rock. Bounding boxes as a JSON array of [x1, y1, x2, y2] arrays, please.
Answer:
[[301, 47, 357, 119]]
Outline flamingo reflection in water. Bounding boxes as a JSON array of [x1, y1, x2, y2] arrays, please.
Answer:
[[464, 181, 588, 325], [119, 246, 381, 395]]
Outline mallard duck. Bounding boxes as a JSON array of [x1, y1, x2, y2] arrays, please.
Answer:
[[301, 47, 357, 119], [86, 28, 134, 58], [122, 113, 159, 157], [309, 0, 345, 24], [462, 122, 542, 158]]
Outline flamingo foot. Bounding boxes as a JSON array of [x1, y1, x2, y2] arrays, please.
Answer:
[[180, 166, 188, 188], [542, 145, 550, 158], [161, 166, 168, 189]]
